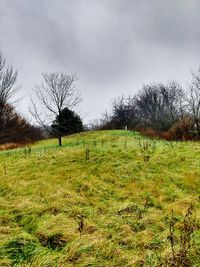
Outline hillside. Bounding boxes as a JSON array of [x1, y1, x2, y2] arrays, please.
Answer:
[[0, 130, 199, 266]]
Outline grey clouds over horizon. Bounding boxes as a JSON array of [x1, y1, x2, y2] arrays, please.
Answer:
[[1, 0, 200, 123]]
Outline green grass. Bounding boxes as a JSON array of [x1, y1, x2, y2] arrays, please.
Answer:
[[0, 130, 199, 266]]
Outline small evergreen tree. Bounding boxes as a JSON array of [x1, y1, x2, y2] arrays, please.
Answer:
[[51, 108, 83, 140]]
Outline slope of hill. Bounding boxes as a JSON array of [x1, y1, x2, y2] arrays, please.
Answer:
[[0, 130, 199, 266]]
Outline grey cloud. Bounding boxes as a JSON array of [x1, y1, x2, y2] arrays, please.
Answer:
[[0, 0, 200, 122]]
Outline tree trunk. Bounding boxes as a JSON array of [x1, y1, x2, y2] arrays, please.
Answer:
[[58, 136, 62, 146]]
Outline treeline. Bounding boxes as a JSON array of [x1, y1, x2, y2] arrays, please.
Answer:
[[2, 49, 200, 146], [93, 72, 200, 140], [0, 53, 43, 146]]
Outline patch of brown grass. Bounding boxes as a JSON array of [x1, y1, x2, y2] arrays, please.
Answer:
[[0, 141, 36, 151]]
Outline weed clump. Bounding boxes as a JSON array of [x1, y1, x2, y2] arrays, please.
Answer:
[[22, 146, 32, 156], [85, 145, 90, 160], [138, 139, 156, 162], [166, 206, 197, 267], [78, 215, 84, 236]]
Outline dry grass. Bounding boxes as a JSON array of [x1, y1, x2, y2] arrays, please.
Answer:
[[0, 143, 23, 151], [0, 130, 199, 266]]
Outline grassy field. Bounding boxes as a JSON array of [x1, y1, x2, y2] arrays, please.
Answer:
[[0, 130, 199, 266]]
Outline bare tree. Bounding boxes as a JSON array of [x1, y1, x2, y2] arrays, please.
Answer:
[[30, 72, 81, 146], [92, 95, 138, 131], [111, 95, 138, 129], [135, 81, 184, 131], [0, 53, 18, 106], [185, 69, 200, 136], [0, 52, 18, 140]]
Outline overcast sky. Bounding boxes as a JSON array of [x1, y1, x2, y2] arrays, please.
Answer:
[[1, 0, 200, 123]]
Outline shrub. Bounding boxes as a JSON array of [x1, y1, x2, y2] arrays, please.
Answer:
[[137, 127, 160, 139], [137, 117, 200, 141], [167, 117, 198, 141], [0, 104, 44, 146]]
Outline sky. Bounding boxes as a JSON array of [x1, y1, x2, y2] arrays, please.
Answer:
[[1, 0, 200, 124]]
